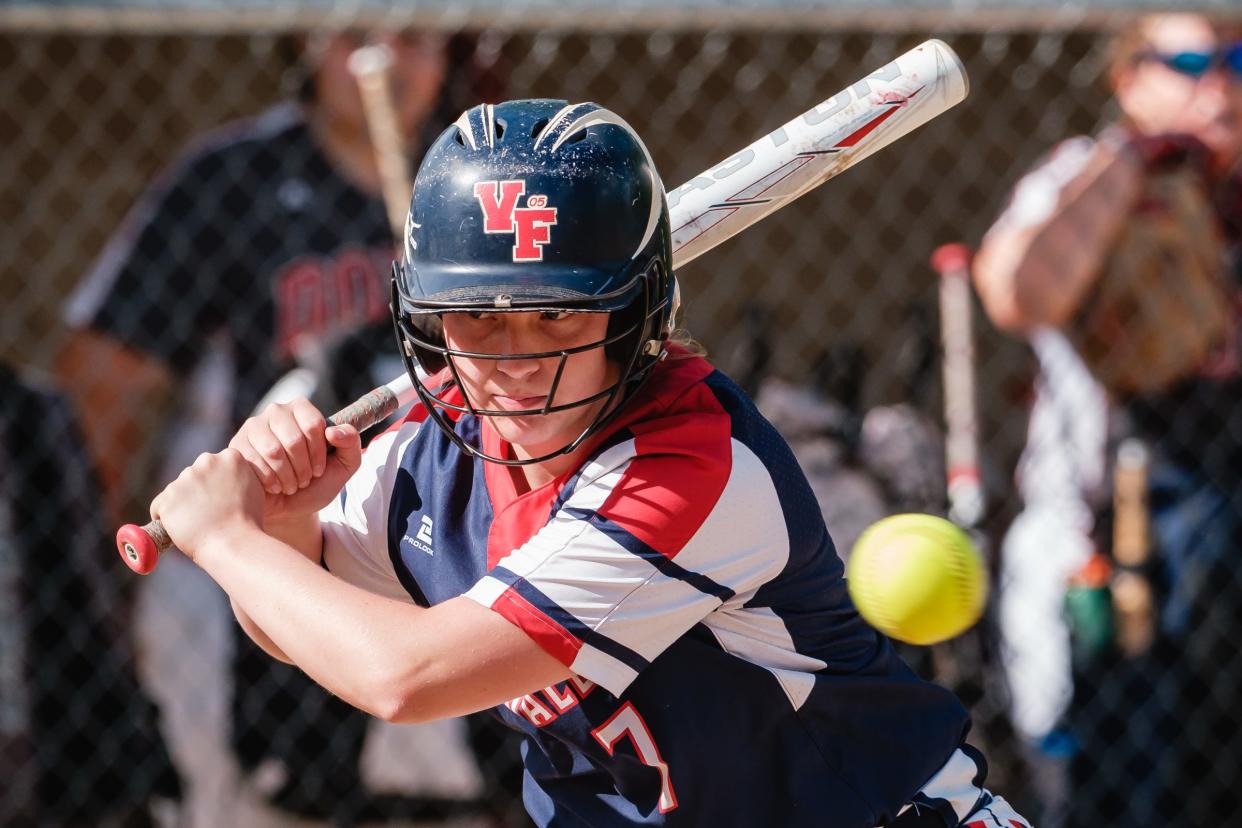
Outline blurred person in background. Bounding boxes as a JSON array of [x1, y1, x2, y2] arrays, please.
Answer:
[[54, 27, 521, 826], [0, 360, 181, 827], [986, 330, 1109, 828], [975, 12, 1242, 826]]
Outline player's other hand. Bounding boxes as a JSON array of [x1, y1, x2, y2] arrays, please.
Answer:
[[151, 448, 264, 558], [229, 398, 363, 522], [1125, 131, 1214, 176]]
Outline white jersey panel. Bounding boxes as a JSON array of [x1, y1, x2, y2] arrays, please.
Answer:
[[467, 437, 790, 697], [321, 419, 422, 602], [702, 606, 828, 710]]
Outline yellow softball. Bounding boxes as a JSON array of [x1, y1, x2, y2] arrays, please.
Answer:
[[846, 513, 987, 646]]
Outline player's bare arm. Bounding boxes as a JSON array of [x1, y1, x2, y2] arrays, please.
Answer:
[[155, 403, 572, 715], [219, 402, 362, 660], [207, 539, 570, 723], [151, 454, 569, 721], [974, 137, 1144, 333]]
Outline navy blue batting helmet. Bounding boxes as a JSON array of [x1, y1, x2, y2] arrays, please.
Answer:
[[391, 99, 678, 465]]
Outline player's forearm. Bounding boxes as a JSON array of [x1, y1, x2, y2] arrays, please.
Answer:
[[197, 524, 433, 719], [230, 596, 294, 664], [224, 512, 325, 664], [266, 512, 325, 564], [975, 141, 1144, 332]]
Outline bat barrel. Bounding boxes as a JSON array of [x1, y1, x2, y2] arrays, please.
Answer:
[[668, 39, 968, 267]]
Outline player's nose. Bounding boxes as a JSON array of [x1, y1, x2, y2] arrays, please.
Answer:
[[494, 354, 542, 381]]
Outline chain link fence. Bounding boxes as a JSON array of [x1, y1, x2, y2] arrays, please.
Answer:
[[3, 5, 1241, 827]]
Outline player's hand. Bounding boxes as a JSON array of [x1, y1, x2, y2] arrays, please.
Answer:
[[228, 399, 363, 522], [150, 448, 265, 559], [1124, 131, 1214, 177]]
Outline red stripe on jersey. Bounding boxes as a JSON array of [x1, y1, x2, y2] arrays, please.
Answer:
[[483, 420, 562, 569], [481, 350, 721, 568], [596, 382, 732, 559], [492, 585, 584, 667], [487, 484, 560, 570]]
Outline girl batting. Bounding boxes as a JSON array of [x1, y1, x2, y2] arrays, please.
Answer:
[[151, 99, 1027, 828]]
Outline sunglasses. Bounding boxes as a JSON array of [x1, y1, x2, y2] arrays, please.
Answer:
[[1137, 42, 1242, 79]]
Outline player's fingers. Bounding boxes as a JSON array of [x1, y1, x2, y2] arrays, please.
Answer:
[[232, 441, 283, 496], [267, 403, 316, 490], [289, 398, 329, 479], [230, 416, 286, 496], [325, 425, 362, 477], [247, 416, 301, 496]]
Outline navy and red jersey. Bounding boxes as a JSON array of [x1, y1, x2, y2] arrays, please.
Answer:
[[322, 351, 1002, 827], [64, 102, 396, 427]]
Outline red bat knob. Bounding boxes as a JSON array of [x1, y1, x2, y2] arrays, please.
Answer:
[[931, 243, 972, 276], [116, 521, 166, 575]]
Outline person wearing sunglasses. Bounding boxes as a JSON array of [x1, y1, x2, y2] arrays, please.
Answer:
[[1136, 41, 1242, 81], [973, 12, 1242, 828]]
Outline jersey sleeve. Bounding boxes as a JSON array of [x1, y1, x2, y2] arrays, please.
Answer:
[[64, 148, 237, 371], [320, 418, 422, 602], [464, 412, 791, 697], [985, 135, 1097, 237]]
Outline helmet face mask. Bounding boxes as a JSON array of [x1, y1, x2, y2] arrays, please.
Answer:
[[390, 262, 668, 466], [390, 100, 676, 465]]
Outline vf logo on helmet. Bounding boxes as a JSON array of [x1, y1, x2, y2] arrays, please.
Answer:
[[473, 180, 558, 262]]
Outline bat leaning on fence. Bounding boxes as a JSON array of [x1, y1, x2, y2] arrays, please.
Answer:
[[117, 37, 971, 574], [931, 243, 985, 532], [929, 243, 991, 684], [928, 243, 1023, 775]]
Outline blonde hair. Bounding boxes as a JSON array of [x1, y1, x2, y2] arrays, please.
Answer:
[[665, 328, 706, 360]]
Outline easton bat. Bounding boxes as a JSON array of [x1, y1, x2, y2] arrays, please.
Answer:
[[669, 38, 968, 264], [117, 38, 970, 573]]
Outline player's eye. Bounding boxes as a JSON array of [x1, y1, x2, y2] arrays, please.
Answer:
[[540, 311, 572, 322]]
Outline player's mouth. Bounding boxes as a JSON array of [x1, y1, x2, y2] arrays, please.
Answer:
[[490, 393, 549, 411]]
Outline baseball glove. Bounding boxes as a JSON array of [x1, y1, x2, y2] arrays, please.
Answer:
[[1066, 154, 1231, 396]]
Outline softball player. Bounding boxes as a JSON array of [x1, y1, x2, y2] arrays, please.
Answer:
[[151, 99, 1028, 827]]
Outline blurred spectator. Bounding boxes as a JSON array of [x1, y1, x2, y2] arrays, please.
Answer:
[[54, 28, 519, 826], [975, 13, 1242, 826], [993, 331, 1109, 828], [0, 360, 181, 826]]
